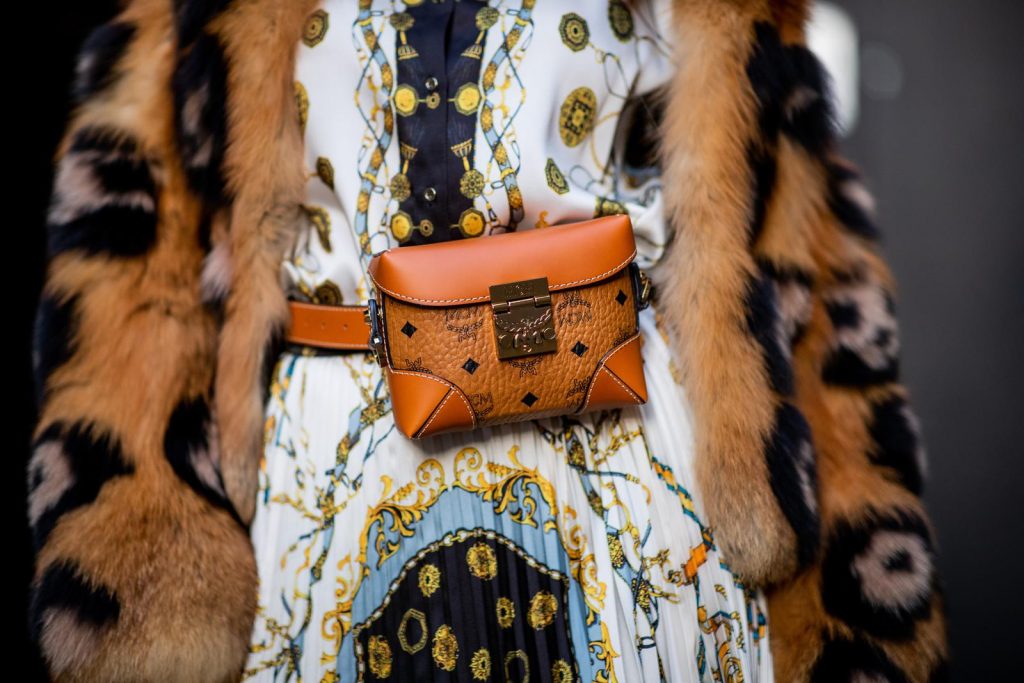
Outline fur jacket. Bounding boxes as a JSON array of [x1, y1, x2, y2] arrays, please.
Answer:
[[27, 0, 948, 680]]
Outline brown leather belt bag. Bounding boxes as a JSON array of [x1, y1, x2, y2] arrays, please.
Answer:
[[284, 214, 653, 439]]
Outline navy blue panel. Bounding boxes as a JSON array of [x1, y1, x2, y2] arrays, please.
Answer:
[[391, 0, 489, 244]]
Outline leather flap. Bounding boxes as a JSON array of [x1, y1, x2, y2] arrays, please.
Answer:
[[367, 215, 637, 306]]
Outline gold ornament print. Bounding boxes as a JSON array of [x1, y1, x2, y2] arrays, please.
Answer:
[[294, 81, 309, 134], [303, 205, 332, 252], [367, 634, 392, 678], [527, 590, 558, 629], [545, 158, 570, 194], [457, 208, 486, 237], [452, 140, 484, 199], [398, 608, 428, 654], [418, 563, 441, 597], [508, 185, 524, 210], [559, 13, 590, 52], [389, 172, 411, 201], [392, 11, 418, 60], [316, 156, 335, 190], [390, 11, 414, 32], [392, 142, 417, 201], [394, 83, 419, 116], [390, 211, 413, 241], [505, 26, 523, 50], [470, 648, 491, 680], [454, 82, 482, 115], [607, 532, 626, 568], [482, 62, 498, 90], [466, 542, 498, 580], [608, 0, 635, 41], [496, 597, 515, 628], [558, 87, 597, 147], [314, 280, 343, 306], [552, 659, 574, 683], [432, 624, 459, 671], [493, 143, 508, 164], [504, 650, 530, 683], [476, 6, 499, 31], [594, 196, 627, 217], [303, 9, 328, 47], [460, 169, 485, 199]]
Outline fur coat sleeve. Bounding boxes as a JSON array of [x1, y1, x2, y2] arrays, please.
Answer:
[[27, 0, 948, 681]]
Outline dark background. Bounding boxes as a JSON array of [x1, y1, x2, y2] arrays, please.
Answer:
[[15, 2, 1022, 680]]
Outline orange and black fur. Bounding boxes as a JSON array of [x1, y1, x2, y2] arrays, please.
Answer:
[[27, 1, 948, 680]]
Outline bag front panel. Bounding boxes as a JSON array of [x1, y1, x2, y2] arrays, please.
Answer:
[[381, 269, 640, 426]]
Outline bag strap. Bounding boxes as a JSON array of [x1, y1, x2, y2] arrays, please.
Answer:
[[285, 300, 372, 351], [285, 266, 654, 352]]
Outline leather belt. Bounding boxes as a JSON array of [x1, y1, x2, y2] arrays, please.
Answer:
[[285, 300, 372, 351]]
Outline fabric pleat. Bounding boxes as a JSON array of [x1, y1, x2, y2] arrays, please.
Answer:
[[244, 302, 773, 682]]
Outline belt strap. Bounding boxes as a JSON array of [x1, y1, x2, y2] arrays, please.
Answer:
[[285, 300, 372, 351]]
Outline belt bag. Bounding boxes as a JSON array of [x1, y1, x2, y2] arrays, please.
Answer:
[[285, 214, 653, 439]]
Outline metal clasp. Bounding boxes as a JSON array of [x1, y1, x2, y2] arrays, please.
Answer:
[[364, 297, 387, 367], [490, 276, 557, 360], [629, 263, 653, 311]]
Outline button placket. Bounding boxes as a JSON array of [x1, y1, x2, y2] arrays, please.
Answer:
[[392, 1, 488, 245]]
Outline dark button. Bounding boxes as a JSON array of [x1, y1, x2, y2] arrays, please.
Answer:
[[424, 75, 439, 91], [422, 186, 437, 202]]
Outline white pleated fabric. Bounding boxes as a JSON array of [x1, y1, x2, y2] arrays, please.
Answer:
[[243, 1, 774, 681]]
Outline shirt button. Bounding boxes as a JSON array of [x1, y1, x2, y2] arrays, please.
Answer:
[[424, 75, 439, 91], [422, 186, 437, 202]]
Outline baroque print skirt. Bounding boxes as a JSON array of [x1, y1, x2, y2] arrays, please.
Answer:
[[242, 301, 774, 682]]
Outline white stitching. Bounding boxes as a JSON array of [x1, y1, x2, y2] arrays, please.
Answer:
[[286, 335, 369, 350], [603, 366, 642, 402], [416, 388, 456, 437], [578, 332, 643, 413], [368, 249, 638, 304], [386, 367, 476, 430]]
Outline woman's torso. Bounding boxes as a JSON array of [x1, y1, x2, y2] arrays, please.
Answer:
[[247, 3, 773, 681]]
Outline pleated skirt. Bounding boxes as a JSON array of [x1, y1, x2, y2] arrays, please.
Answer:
[[242, 301, 774, 682]]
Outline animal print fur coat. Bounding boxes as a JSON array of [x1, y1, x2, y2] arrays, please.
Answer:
[[27, 0, 948, 680]]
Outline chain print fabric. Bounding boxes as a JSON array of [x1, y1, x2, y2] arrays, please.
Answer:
[[246, 2, 775, 681]]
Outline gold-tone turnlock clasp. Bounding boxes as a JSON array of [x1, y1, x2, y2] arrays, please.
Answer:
[[490, 276, 557, 360]]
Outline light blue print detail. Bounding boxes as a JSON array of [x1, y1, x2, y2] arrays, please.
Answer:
[[334, 477, 605, 682]]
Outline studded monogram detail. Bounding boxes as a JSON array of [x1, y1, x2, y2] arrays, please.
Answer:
[[468, 392, 494, 418], [405, 356, 431, 373], [444, 308, 483, 342], [565, 377, 588, 399], [612, 326, 634, 346], [462, 357, 480, 374], [521, 391, 538, 407], [556, 289, 593, 326], [401, 321, 417, 337], [509, 356, 542, 377]]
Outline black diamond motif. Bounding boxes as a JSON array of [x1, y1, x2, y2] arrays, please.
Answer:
[[571, 340, 588, 357], [521, 391, 538, 407], [462, 357, 479, 374], [615, 289, 627, 305], [401, 321, 417, 337]]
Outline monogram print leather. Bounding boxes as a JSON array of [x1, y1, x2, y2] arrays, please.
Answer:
[[380, 268, 646, 433]]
